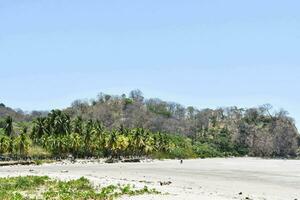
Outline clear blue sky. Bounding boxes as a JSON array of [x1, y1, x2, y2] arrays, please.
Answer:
[[0, 1, 299, 126]]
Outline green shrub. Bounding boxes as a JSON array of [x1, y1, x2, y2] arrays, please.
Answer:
[[0, 176, 160, 200], [27, 146, 52, 159], [0, 176, 49, 191], [168, 147, 196, 159], [193, 143, 223, 158]]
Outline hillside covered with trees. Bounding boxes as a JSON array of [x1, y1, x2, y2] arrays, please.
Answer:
[[0, 90, 299, 160]]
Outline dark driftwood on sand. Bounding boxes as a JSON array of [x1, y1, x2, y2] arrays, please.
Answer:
[[0, 161, 35, 166]]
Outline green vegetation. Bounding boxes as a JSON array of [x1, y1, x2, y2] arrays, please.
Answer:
[[0, 112, 196, 160], [0, 90, 299, 160], [0, 176, 160, 200]]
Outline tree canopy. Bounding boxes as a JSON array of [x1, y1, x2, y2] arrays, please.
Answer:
[[0, 91, 299, 159]]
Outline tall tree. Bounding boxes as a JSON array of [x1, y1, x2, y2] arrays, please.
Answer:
[[4, 116, 13, 136], [15, 126, 30, 158]]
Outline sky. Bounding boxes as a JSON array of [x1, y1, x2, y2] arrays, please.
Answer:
[[0, 1, 300, 126]]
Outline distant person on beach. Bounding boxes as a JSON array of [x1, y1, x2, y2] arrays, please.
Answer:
[[180, 159, 183, 164]]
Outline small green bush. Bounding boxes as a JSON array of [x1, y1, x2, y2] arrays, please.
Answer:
[[27, 145, 52, 159], [193, 143, 223, 158], [168, 147, 196, 159]]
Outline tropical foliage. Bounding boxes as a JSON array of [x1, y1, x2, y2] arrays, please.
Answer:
[[0, 111, 195, 159], [0, 90, 299, 159]]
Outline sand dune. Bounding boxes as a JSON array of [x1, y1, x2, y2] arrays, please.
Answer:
[[0, 158, 299, 200]]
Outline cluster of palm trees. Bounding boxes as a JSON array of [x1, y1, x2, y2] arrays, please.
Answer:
[[30, 110, 177, 158], [0, 116, 30, 158]]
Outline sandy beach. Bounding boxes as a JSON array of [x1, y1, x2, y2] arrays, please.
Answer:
[[0, 158, 299, 200]]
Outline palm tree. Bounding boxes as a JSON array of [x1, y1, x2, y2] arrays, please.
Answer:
[[15, 126, 30, 158], [132, 128, 145, 156], [153, 133, 160, 151], [84, 119, 94, 156], [152, 132, 172, 153], [4, 116, 13, 136], [69, 133, 82, 157], [143, 134, 154, 156], [53, 111, 70, 135], [47, 135, 69, 157], [0, 135, 10, 154], [40, 135, 49, 149], [8, 137, 14, 155], [43, 135, 55, 153], [73, 116, 83, 133], [106, 130, 119, 158], [96, 130, 109, 156], [45, 110, 71, 135], [93, 120, 104, 138], [32, 117, 48, 143], [115, 134, 129, 157]]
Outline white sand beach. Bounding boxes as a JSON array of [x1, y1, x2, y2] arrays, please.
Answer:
[[0, 158, 299, 200]]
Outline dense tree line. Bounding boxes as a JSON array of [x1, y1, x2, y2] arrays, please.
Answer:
[[0, 90, 299, 159], [30, 110, 192, 158], [64, 90, 300, 157], [0, 112, 194, 159]]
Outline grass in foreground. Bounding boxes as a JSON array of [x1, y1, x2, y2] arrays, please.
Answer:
[[0, 176, 160, 200]]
